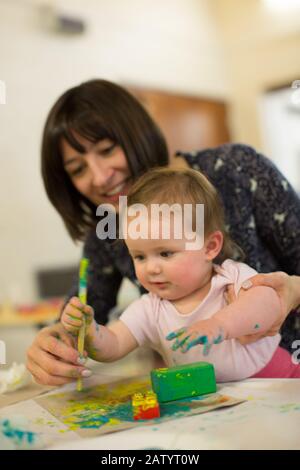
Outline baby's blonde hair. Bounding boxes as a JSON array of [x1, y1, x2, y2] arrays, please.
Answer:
[[127, 167, 243, 262]]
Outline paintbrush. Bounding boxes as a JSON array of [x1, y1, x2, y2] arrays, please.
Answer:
[[77, 257, 89, 392]]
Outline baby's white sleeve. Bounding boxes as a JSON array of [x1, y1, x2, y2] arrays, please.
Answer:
[[221, 259, 258, 295], [120, 294, 158, 347]]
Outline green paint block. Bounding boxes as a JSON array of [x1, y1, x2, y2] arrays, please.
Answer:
[[151, 362, 216, 403]]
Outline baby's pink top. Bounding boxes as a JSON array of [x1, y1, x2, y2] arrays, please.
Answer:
[[120, 259, 281, 382]]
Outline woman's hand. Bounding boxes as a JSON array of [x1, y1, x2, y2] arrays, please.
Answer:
[[61, 296, 94, 335], [243, 272, 300, 314], [26, 323, 92, 386], [225, 272, 300, 345]]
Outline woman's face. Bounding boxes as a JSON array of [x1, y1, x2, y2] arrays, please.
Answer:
[[62, 134, 132, 210]]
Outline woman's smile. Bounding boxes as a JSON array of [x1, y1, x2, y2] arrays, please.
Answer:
[[99, 177, 132, 204]]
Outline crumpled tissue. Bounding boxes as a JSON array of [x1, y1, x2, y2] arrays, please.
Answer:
[[0, 362, 30, 394]]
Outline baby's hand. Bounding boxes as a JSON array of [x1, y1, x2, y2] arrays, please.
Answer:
[[166, 318, 225, 356], [61, 297, 94, 335]]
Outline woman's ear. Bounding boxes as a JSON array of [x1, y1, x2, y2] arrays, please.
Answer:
[[204, 231, 223, 261]]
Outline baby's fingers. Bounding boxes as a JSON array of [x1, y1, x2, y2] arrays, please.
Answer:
[[64, 313, 83, 328], [68, 296, 85, 311], [166, 327, 186, 341], [64, 302, 84, 320], [180, 334, 212, 355], [203, 341, 212, 356], [224, 284, 236, 305], [171, 335, 191, 351], [70, 297, 93, 314], [182, 336, 207, 353], [82, 305, 94, 325], [61, 321, 81, 335]]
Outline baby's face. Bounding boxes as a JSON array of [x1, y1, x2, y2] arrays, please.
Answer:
[[125, 214, 211, 301]]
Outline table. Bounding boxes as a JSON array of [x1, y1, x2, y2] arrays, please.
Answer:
[[0, 300, 61, 327], [0, 300, 61, 367], [0, 372, 299, 450]]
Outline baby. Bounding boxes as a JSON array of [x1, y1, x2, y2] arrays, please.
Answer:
[[61, 168, 300, 381]]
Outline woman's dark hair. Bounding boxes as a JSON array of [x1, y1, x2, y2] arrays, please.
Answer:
[[41, 79, 169, 241]]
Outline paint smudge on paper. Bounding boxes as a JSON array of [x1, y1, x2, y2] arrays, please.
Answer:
[[47, 378, 150, 431], [0, 417, 40, 450], [36, 376, 243, 438]]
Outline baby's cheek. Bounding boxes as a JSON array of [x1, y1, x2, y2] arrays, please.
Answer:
[[171, 262, 190, 282], [135, 266, 146, 285], [173, 260, 201, 285]]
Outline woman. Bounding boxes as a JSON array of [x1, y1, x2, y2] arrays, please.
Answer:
[[27, 79, 300, 385]]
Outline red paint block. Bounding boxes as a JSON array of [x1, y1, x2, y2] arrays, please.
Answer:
[[132, 391, 160, 420]]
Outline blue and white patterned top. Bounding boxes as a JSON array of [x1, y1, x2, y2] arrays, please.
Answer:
[[67, 143, 300, 353]]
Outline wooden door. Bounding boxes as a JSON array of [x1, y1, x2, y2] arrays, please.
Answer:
[[127, 86, 231, 157]]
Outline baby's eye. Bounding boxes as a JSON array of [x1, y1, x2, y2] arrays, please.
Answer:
[[134, 255, 145, 261], [160, 251, 173, 258]]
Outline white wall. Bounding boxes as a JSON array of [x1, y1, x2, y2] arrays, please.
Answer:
[[0, 0, 229, 303], [259, 87, 300, 193], [211, 0, 300, 150]]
